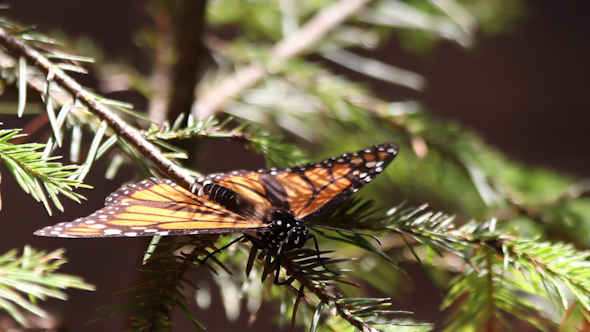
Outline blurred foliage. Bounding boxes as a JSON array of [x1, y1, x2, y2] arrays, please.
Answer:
[[2, 0, 590, 331], [0, 247, 94, 329]]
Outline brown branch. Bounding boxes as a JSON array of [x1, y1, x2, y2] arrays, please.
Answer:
[[0, 28, 194, 189], [282, 256, 381, 332], [146, 5, 174, 124], [167, 0, 208, 123], [193, 0, 372, 118]]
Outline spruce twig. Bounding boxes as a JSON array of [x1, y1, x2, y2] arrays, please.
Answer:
[[0, 127, 89, 213], [0, 27, 193, 189]]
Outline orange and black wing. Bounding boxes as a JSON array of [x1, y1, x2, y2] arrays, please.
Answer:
[[192, 143, 398, 222], [34, 178, 270, 238]]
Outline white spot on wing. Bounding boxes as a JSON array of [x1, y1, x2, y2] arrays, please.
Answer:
[[89, 224, 107, 229]]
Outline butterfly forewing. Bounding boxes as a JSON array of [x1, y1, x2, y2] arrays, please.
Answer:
[[192, 142, 399, 222], [34, 178, 269, 238]]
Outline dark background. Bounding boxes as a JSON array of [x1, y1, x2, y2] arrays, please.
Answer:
[[2, 0, 589, 331]]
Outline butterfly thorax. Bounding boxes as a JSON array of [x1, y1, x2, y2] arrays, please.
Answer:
[[196, 182, 310, 251], [260, 210, 310, 252]]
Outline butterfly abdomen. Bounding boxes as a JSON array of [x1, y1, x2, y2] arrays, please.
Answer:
[[201, 183, 238, 209], [195, 182, 265, 221]]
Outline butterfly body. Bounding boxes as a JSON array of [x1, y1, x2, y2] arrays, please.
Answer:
[[35, 143, 399, 252], [196, 175, 311, 250], [257, 209, 309, 251]]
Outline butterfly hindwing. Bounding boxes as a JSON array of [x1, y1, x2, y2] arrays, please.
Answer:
[[192, 143, 399, 222], [34, 178, 269, 238]]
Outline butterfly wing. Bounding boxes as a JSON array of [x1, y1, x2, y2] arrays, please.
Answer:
[[34, 178, 270, 238], [192, 143, 398, 222], [35, 143, 398, 238]]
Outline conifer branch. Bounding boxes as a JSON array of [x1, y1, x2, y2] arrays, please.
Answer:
[[281, 257, 389, 332], [0, 27, 194, 189], [143, 116, 307, 168]]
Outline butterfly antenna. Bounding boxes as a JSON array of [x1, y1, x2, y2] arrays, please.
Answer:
[[200, 235, 246, 265], [309, 225, 382, 245]]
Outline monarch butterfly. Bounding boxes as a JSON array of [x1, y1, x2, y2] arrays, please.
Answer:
[[35, 143, 398, 254]]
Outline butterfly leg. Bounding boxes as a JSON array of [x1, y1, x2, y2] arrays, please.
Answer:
[[272, 232, 293, 286], [272, 255, 304, 295], [309, 233, 340, 277], [271, 232, 339, 287]]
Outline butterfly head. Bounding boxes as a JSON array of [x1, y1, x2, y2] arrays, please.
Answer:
[[261, 210, 310, 252]]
